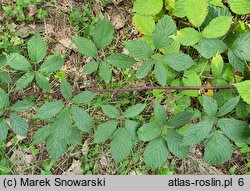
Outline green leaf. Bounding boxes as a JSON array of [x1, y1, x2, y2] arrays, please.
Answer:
[[107, 54, 136, 69], [153, 16, 177, 49], [202, 16, 232, 38], [73, 36, 98, 57], [67, 127, 82, 145], [193, 38, 227, 59], [227, 0, 250, 15], [93, 15, 114, 49], [173, 28, 201, 46], [124, 120, 139, 141], [99, 61, 111, 84], [166, 130, 189, 159], [217, 118, 250, 142], [71, 106, 93, 133], [185, 0, 209, 27], [202, 5, 232, 27], [182, 71, 202, 97], [0, 118, 8, 141], [163, 52, 194, 71], [60, 80, 73, 100], [101, 105, 120, 118], [35, 101, 64, 120], [52, 109, 72, 140], [71, 91, 95, 104], [46, 136, 67, 160], [0, 87, 9, 107], [9, 113, 28, 137], [15, 71, 35, 90], [0, 54, 6, 67], [7, 53, 32, 71], [136, 59, 154, 79], [10, 100, 33, 112], [154, 61, 167, 86], [40, 53, 64, 73], [209, 0, 224, 7], [173, 0, 187, 18], [82, 61, 99, 75], [228, 50, 246, 73], [236, 80, 250, 105], [236, 100, 250, 118], [123, 103, 146, 118], [28, 34, 47, 63], [154, 104, 167, 125], [183, 119, 213, 145], [211, 54, 224, 78], [204, 131, 233, 165], [33, 125, 55, 143], [203, 96, 218, 117], [167, 111, 193, 128], [144, 138, 169, 169], [111, 128, 133, 163], [125, 40, 153, 59], [231, 32, 250, 62], [132, 14, 155, 35], [35, 72, 50, 92], [94, 120, 118, 143], [0, 71, 12, 84], [133, 0, 163, 15], [217, 96, 240, 117], [138, 123, 162, 142]]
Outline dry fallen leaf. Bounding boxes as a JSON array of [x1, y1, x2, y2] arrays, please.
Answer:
[[26, 5, 37, 17], [58, 38, 77, 51], [62, 160, 84, 175]]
